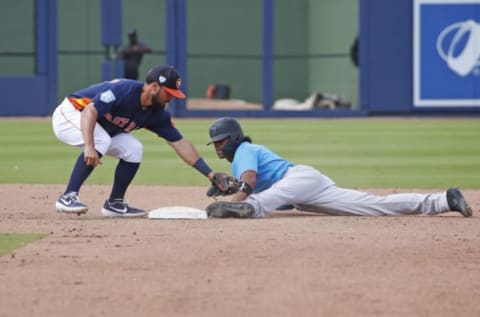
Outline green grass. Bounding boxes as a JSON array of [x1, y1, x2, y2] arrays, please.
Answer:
[[0, 233, 46, 256], [0, 118, 479, 188]]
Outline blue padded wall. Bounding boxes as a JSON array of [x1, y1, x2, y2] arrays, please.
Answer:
[[360, 0, 480, 115], [360, 0, 413, 113]]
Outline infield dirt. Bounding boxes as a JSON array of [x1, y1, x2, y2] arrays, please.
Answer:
[[0, 184, 479, 317]]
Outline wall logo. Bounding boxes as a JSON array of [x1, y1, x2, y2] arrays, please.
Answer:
[[436, 19, 480, 76], [414, 0, 480, 107]]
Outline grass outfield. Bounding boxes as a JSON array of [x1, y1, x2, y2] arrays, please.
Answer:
[[0, 118, 478, 188], [0, 233, 46, 256]]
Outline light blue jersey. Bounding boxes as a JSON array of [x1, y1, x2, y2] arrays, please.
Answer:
[[232, 142, 294, 193]]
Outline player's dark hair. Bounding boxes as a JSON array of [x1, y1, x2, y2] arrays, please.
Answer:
[[242, 136, 252, 143]]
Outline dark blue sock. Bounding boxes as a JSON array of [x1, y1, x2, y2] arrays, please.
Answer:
[[65, 152, 103, 194], [109, 159, 140, 201]]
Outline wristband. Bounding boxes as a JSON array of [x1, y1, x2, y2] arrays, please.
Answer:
[[193, 158, 212, 177], [238, 181, 253, 195]]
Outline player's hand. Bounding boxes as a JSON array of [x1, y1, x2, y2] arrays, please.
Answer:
[[83, 146, 102, 167], [212, 172, 236, 193], [206, 173, 240, 197]]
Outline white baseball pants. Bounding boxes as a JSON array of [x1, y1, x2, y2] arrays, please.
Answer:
[[52, 98, 143, 163], [245, 165, 450, 218]]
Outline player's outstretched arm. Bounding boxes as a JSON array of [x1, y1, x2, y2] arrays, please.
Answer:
[[168, 138, 214, 180]]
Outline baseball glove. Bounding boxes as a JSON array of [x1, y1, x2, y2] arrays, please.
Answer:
[[207, 172, 239, 197], [206, 173, 254, 198]]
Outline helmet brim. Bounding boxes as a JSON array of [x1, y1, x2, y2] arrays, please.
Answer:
[[206, 133, 230, 145]]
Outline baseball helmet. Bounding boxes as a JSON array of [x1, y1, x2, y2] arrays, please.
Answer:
[[207, 117, 244, 145]]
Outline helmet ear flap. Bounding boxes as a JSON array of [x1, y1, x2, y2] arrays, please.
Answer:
[[222, 139, 241, 160]]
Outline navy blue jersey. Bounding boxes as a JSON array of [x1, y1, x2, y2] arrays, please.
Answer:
[[68, 79, 182, 142]]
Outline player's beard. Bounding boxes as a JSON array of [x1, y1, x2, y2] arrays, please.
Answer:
[[215, 149, 225, 159], [151, 95, 166, 111], [216, 145, 234, 162]]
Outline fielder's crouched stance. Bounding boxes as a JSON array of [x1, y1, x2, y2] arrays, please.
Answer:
[[205, 118, 473, 219], [52, 64, 226, 218]]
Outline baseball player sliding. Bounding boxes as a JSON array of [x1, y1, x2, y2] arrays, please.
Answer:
[[205, 117, 473, 218], [52, 64, 226, 218]]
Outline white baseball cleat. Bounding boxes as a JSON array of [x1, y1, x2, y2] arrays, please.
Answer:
[[55, 191, 88, 215]]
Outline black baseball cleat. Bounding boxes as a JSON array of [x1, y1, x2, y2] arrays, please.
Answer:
[[446, 188, 473, 217], [206, 201, 255, 218], [101, 199, 146, 218]]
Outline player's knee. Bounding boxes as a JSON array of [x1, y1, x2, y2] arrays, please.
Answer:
[[122, 140, 143, 163], [95, 138, 112, 155]]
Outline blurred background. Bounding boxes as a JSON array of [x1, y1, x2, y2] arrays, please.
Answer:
[[0, 0, 478, 117]]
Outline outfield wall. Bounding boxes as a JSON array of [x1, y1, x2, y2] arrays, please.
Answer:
[[361, 0, 480, 115], [0, 0, 358, 116], [0, 0, 478, 116]]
